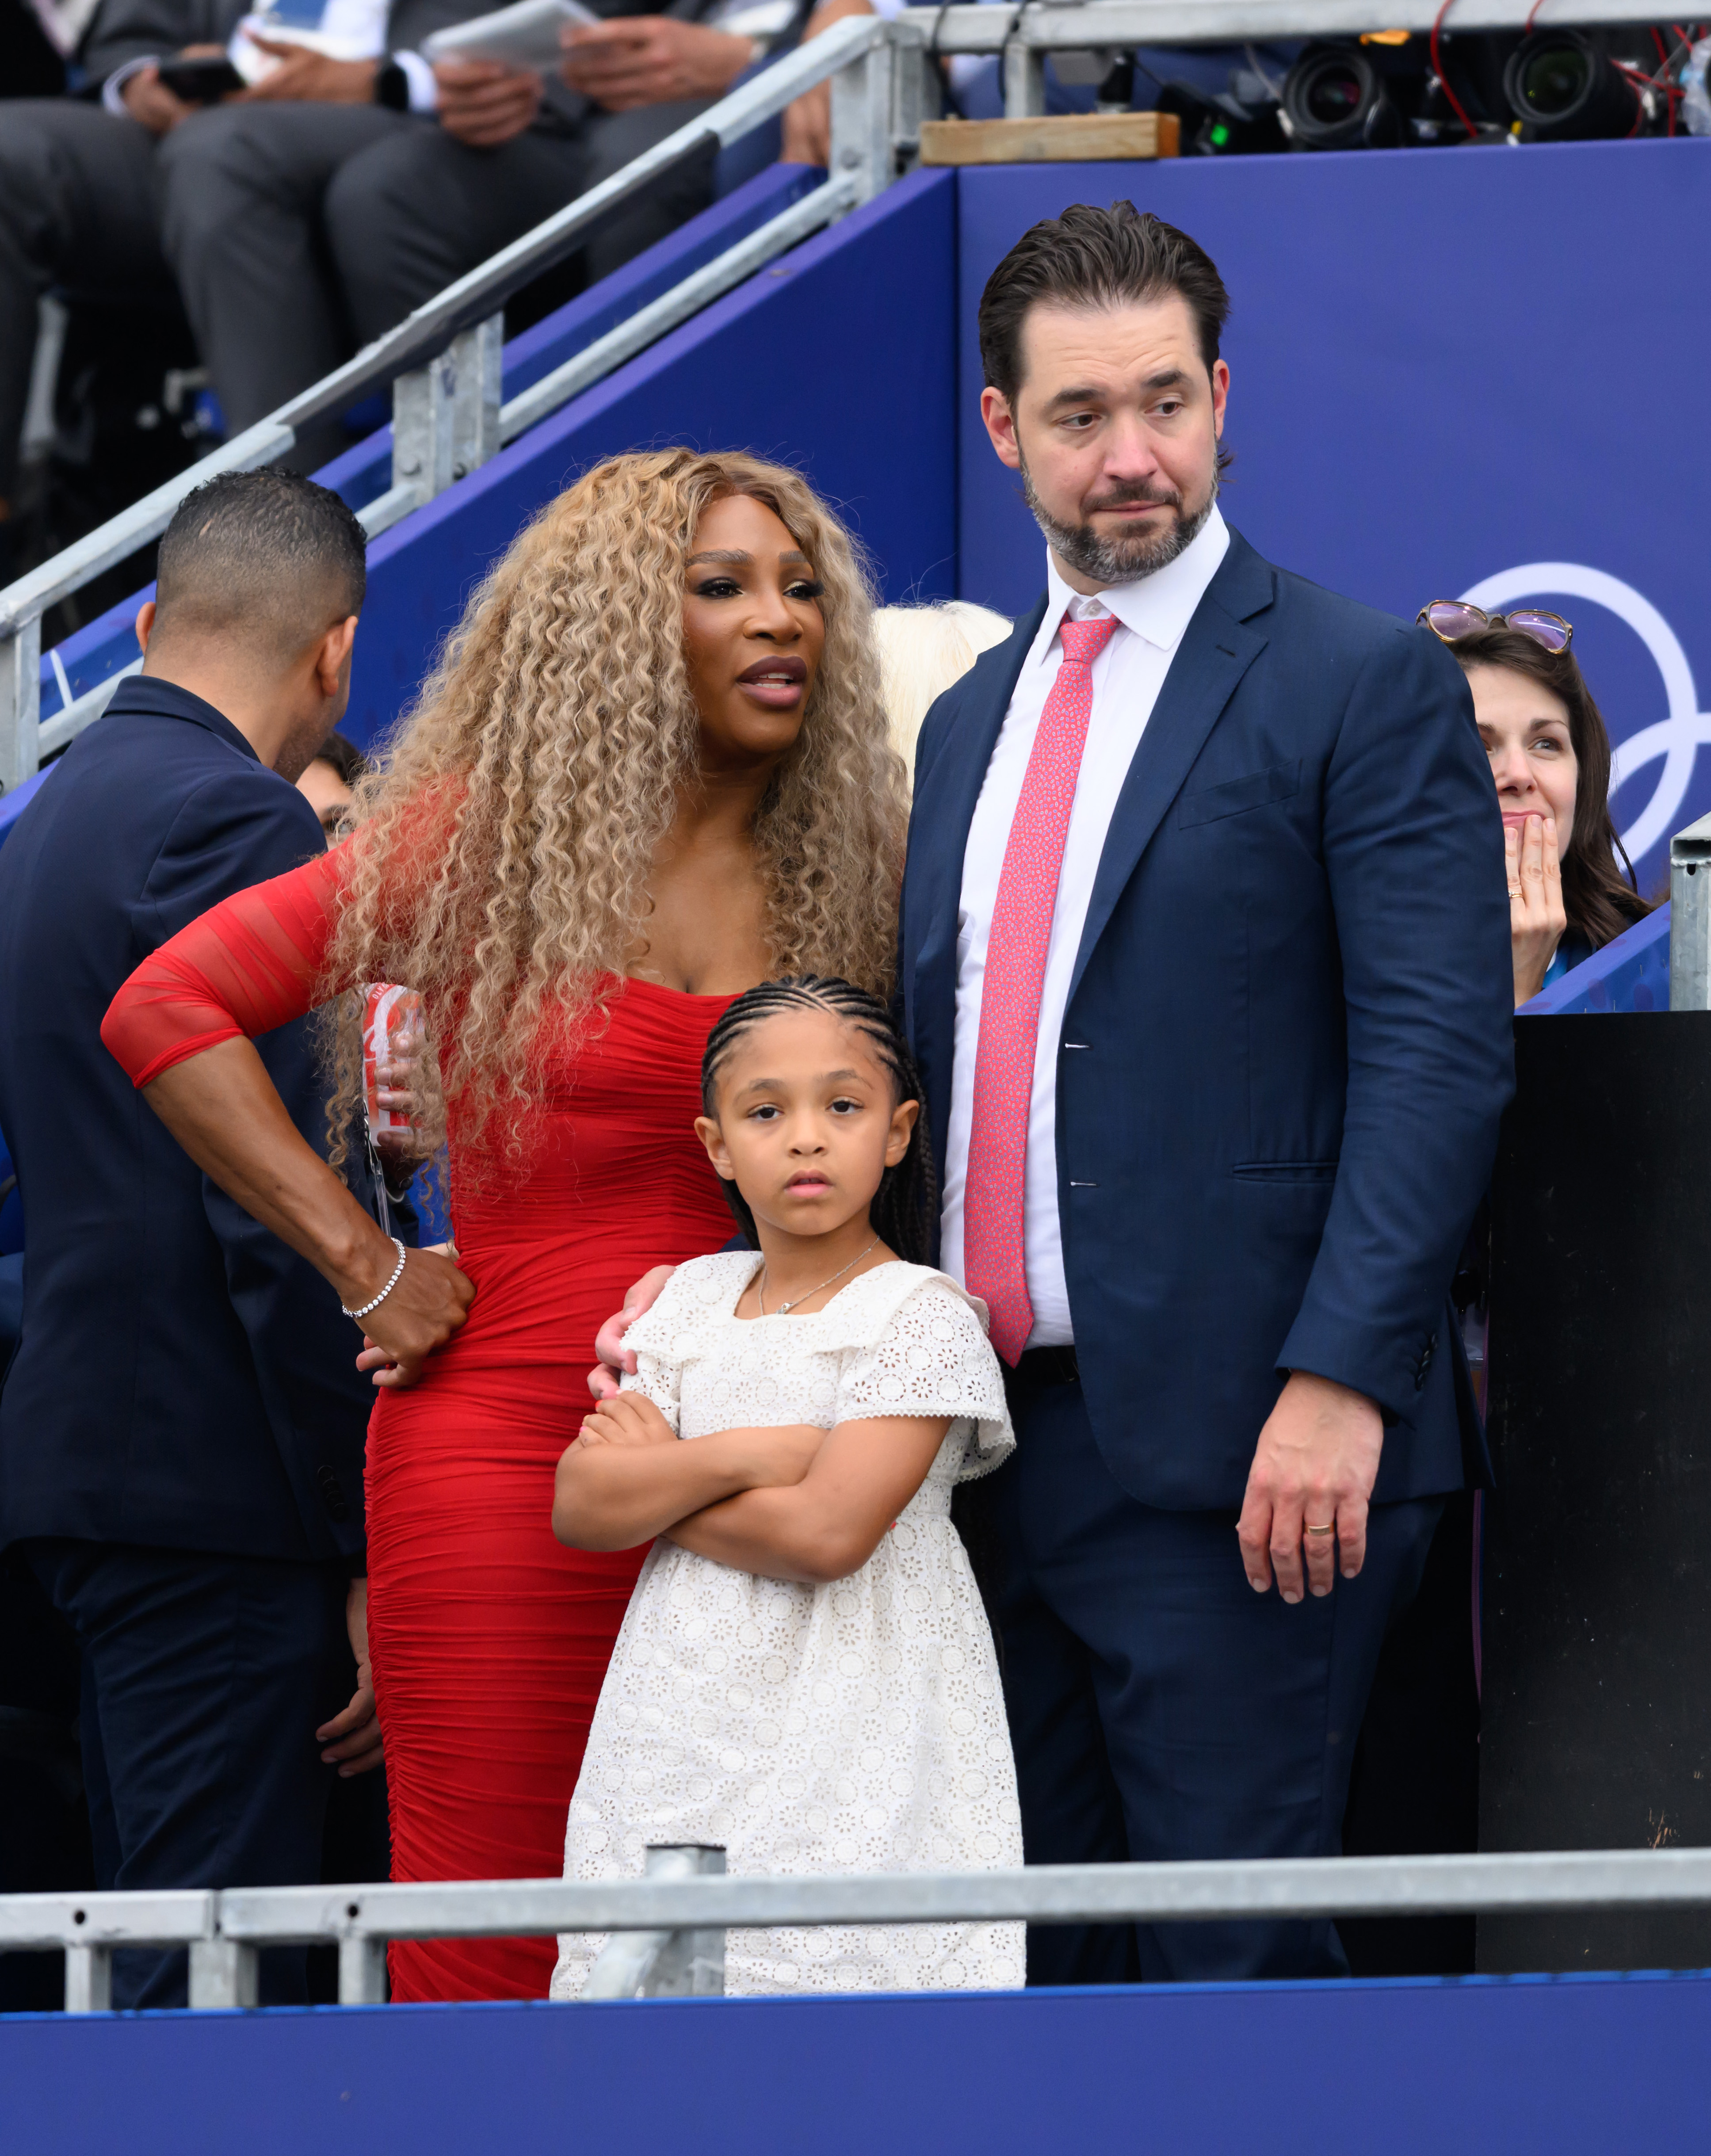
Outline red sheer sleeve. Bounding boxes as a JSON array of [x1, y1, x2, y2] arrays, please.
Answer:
[[102, 848, 351, 1090]]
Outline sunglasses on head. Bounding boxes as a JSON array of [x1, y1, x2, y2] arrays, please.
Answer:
[[1417, 601, 1573, 654]]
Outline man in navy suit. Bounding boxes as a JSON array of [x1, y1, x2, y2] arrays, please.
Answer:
[[901, 202, 1513, 1984], [0, 470, 395, 2007]]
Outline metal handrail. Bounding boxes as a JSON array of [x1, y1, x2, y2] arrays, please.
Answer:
[[8, 1848, 1711, 2013], [0, 9, 925, 791], [894, 0, 1696, 123], [898, 0, 1700, 52]]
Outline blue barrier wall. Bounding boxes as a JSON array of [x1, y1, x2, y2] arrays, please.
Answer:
[[6, 1973, 1711, 2155], [1521, 903, 1671, 1016], [955, 139, 1711, 895]]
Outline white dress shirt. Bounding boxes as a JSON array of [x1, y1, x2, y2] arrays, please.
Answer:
[[939, 506, 1230, 1347]]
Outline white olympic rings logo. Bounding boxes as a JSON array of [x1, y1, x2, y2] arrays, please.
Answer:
[[1460, 562, 1707, 864]]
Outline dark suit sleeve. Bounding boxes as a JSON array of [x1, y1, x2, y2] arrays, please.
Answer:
[[82, 0, 245, 81], [1276, 628, 1514, 1425], [137, 767, 374, 1553]]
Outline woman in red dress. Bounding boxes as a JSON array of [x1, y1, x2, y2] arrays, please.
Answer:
[[100, 449, 905, 2001]]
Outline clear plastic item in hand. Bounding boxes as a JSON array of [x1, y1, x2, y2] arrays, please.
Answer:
[[363, 983, 423, 1139]]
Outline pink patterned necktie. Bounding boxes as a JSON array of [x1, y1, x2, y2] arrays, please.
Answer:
[[965, 608, 1119, 1365]]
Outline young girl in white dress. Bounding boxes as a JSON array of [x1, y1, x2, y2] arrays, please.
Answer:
[[548, 976, 1023, 1997]]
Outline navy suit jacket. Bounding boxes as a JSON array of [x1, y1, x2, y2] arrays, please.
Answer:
[[901, 530, 1515, 1510], [0, 677, 386, 1563]]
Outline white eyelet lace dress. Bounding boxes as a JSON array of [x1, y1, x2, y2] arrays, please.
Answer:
[[550, 1252, 1024, 1997]]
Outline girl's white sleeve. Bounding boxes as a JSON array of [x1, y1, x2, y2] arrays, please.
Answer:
[[619, 1349, 682, 1438], [834, 1281, 1015, 1477]]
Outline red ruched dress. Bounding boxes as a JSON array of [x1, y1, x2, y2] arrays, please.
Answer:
[[101, 848, 737, 2001]]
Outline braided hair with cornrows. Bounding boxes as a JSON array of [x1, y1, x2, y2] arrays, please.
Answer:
[[700, 977, 936, 1265]]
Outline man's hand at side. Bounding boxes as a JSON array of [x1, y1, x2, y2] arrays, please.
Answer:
[[1236, 1370, 1383, 1603], [316, 1576, 384, 1775], [559, 18, 755, 111], [240, 36, 379, 103], [588, 1263, 676, 1400], [433, 59, 544, 145]]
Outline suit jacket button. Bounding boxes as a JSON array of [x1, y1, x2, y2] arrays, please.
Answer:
[[317, 1465, 351, 1523]]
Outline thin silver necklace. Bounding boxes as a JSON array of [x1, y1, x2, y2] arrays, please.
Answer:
[[758, 1239, 878, 1316]]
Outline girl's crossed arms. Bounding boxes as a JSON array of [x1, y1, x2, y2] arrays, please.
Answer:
[[552, 1389, 950, 1587]]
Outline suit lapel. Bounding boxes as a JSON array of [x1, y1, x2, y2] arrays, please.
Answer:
[[909, 596, 1046, 1170], [1065, 535, 1274, 1010]]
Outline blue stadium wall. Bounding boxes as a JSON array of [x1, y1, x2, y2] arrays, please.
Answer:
[[6, 1967, 1711, 2154]]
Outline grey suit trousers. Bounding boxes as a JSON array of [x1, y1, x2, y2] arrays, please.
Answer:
[[0, 100, 176, 500], [154, 97, 719, 467]]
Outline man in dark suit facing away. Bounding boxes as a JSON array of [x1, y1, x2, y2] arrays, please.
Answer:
[[896, 202, 1516, 1984], [0, 469, 391, 2008]]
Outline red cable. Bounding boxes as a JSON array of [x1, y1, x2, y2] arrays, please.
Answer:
[[1431, 0, 1480, 141]]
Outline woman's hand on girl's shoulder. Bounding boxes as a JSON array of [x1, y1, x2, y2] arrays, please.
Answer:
[[588, 1264, 678, 1400], [575, 1393, 676, 1450]]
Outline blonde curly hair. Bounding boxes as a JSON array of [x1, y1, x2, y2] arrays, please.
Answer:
[[321, 448, 906, 1169]]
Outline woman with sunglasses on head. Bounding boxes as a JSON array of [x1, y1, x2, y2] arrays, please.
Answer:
[[1340, 602, 1656, 1981], [1419, 603, 1652, 1006]]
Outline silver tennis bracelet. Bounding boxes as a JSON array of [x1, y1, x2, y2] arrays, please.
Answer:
[[342, 1236, 408, 1320]]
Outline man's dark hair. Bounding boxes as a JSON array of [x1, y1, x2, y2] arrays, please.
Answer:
[[978, 201, 1231, 409], [154, 469, 367, 664]]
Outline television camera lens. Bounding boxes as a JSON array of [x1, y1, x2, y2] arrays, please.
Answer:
[[1520, 42, 1589, 115], [1502, 29, 1641, 139], [1305, 63, 1363, 127], [1282, 45, 1405, 150]]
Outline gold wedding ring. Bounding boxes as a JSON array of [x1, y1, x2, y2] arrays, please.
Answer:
[[1304, 1523, 1335, 1536]]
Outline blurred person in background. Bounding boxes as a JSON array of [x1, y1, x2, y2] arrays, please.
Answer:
[[1419, 603, 1652, 1005], [0, 471, 397, 2010], [0, 0, 871, 503], [297, 726, 370, 842], [148, 0, 872, 469], [0, 0, 205, 567], [873, 599, 1010, 779], [1341, 604, 1654, 1981]]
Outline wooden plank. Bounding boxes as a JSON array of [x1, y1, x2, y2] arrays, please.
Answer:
[[918, 112, 1181, 165]]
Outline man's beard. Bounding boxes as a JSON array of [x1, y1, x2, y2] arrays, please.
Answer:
[[1020, 458, 1217, 586]]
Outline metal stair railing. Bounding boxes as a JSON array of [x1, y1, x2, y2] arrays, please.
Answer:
[[0, 9, 933, 795], [8, 1846, 1711, 2013]]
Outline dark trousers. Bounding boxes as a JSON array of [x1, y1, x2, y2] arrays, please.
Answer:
[[0, 102, 175, 500], [22, 1538, 356, 2010], [153, 99, 718, 465], [974, 1374, 1443, 1985]]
